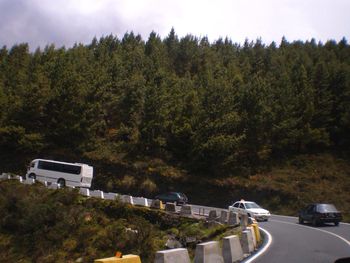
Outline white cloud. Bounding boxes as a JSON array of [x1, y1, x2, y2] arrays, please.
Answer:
[[0, 0, 349, 49]]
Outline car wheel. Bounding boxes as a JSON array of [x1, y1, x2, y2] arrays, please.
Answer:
[[312, 218, 318, 226], [299, 217, 304, 224], [334, 221, 339, 226], [29, 173, 36, 179]]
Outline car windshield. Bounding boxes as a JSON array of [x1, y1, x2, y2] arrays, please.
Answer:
[[245, 202, 261, 209], [316, 204, 338, 213]]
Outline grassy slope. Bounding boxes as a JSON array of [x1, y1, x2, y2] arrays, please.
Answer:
[[1, 152, 349, 223], [94, 153, 350, 222], [0, 180, 238, 263], [191, 154, 350, 222]]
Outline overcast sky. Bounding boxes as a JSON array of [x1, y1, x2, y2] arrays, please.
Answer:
[[0, 0, 349, 50]]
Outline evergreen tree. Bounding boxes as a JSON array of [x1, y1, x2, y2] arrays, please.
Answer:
[[0, 34, 349, 177]]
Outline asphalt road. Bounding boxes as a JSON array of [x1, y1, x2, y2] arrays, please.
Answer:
[[254, 215, 350, 263], [190, 205, 350, 262]]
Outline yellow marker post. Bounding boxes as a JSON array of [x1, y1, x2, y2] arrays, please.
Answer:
[[94, 254, 141, 263], [250, 223, 261, 243]]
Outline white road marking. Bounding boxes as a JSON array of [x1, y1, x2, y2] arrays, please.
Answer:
[[271, 214, 297, 219], [242, 227, 273, 263], [270, 219, 350, 247]]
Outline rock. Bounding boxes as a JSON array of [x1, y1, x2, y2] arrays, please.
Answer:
[[166, 237, 183, 249]]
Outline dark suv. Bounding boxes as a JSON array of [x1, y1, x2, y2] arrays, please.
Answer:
[[155, 192, 188, 205], [299, 203, 342, 226]]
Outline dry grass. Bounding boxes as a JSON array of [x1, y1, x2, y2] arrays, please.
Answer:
[[211, 154, 350, 222]]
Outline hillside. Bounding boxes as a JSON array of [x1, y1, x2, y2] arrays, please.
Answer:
[[0, 180, 238, 263], [0, 32, 349, 223], [88, 153, 350, 223], [200, 154, 350, 222]]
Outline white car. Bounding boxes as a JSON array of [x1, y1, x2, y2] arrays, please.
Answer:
[[228, 200, 271, 221]]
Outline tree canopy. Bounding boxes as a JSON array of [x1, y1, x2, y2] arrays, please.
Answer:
[[0, 32, 349, 177]]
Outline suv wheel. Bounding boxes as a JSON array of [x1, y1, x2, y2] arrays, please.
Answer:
[[299, 217, 304, 224]]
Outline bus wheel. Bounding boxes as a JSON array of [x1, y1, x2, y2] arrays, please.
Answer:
[[29, 173, 36, 179], [58, 178, 66, 187]]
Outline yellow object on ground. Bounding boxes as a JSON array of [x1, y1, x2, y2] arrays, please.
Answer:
[[250, 223, 261, 243], [151, 199, 164, 209], [94, 254, 141, 263]]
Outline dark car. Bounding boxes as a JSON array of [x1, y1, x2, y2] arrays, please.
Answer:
[[154, 192, 188, 205], [299, 203, 342, 226]]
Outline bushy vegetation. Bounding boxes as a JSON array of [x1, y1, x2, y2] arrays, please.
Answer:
[[0, 31, 349, 223], [200, 154, 350, 222], [0, 180, 236, 262]]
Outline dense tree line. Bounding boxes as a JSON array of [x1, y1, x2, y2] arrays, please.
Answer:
[[0, 30, 349, 176]]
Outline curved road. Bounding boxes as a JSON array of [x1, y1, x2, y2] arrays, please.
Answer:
[[190, 205, 350, 262], [254, 215, 350, 263]]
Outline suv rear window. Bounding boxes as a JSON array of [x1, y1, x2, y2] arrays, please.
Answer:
[[316, 204, 338, 213]]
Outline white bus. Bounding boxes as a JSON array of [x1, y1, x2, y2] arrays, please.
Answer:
[[26, 159, 93, 188]]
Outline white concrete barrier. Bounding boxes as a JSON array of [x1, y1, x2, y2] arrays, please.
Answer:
[[0, 173, 7, 180], [246, 227, 257, 248], [154, 248, 191, 263], [180, 205, 193, 216], [133, 197, 150, 207], [90, 190, 104, 198], [194, 241, 224, 263], [240, 214, 248, 230], [122, 195, 134, 205], [151, 199, 164, 209], [23, 178, 35, 185], [228, 211, 239, 226], [241, 230, 254, 254], [208, 210, 218, 221], [220, 210, 228, 224], [104, 192, 119, 200], [165, 203, 176, 212], [89, 190, 103, 199], [79, 188, 90, 196], [222, 235, 243, 263]]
